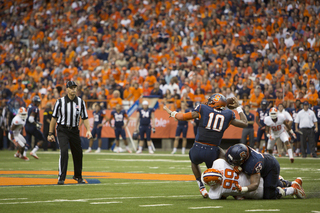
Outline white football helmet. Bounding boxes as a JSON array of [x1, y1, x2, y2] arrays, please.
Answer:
[[269, 107, 278, 119], [18, 107, 28, 120]]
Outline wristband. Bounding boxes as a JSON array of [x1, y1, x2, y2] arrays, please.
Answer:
[[170, 111, 178, 118], [267, 134, 270, 138], [9, 130, 13, 135], [236, 107, 243, 114], [48, 132, 54, 136], [241, 187, 248, 193], [289, 129, 294, 134]]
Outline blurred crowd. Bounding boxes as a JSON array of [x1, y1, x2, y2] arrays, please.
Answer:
[[0, 0, 320, 112]]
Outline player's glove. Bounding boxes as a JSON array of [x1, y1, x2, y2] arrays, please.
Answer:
[[170, 111, 178, 119], [267, 134, 274, 141], [235, 183, 248, 193], [289, 129, 296, 139], [36, 122, 42, 129], [152, 128, 155, 133]]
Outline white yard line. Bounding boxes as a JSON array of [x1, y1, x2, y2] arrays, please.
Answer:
[[245, 210, 280, 212], [140, 204, 172, 207], [0, 198, 28, 201], [0, 195, 195, 205], [90, 201, 122, 205], [188, 206, 223, 209], [97, 158, 190, 163]]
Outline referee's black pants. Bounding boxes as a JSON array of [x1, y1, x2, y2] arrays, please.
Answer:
[[300, 128, 316, 157], [57, 126, 83, 181]]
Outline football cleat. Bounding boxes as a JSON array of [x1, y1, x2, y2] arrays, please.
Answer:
[[171, 150, 176, 155], [14, 152, 20, 158], [95, 148, 101, 153], [201, 168, 223, 186], [290, 158, 294, 163], [279, 175, 292, 187], [149, 150, 154, 154], [20, 156, 29, 161], [126, 148, 132, 153], [292, 178, 306, 199], [85, 149, 91, 153], [295, 177, 303, 187], [136, 150, 142, 154], [30, 152, 39, 159], [200, 188, 208, 198]]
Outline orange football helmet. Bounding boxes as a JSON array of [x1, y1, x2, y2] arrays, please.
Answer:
[[201, 168, 223, 186], [269, 107, 278, 119], [207, 93, 227, 110]]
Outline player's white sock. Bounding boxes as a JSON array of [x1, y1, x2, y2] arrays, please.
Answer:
[[284, 187, 295, 196], [181, 147, 185, 154], [295, 148, 300, 153], [148, 146, 152, 151], [88, 147, 91, 151], [32, 145, 39, 153], [172, 148, 177, 153], [196, 177, 205, 189], [138, 146, 143, 151], [24, 147, 28, 156], [288, 148, 293, 159], [96, 147, 101, 151]]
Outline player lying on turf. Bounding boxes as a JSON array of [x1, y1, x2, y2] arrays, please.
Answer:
[[10, 107, 29, 161], [202, 158, 305, 200], [225, 144, 305, 199]]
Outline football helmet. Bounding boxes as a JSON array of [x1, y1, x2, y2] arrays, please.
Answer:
[[261, 99, 268, 110], [269, 107, 278, 119], [201, 168, 223, 186], [132, 131, 139, 140], [18, 107, 27, 120], [207, 93, 227, 110], [225, 143, 250, 166], [33, 95, 41, 103]]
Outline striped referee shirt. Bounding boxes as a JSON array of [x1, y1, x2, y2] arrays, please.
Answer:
[[52, 95, 88, 127]]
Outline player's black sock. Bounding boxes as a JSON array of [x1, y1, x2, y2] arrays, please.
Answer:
[[196, 177, 205, 189]]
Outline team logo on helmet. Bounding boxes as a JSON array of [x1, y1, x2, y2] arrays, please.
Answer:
[[213, 94, 221, 102], [240, 151, 247, 159]]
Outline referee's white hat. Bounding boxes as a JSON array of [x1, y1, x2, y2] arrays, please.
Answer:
[[142, 100, 149, 105]]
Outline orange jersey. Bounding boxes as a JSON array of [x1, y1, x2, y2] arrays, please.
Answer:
[[108, 97, 123, 109]]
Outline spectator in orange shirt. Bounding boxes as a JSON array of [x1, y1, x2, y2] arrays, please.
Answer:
[[145, 70, 157, 89], [108, 90, 123, 109], [142, 82, 151, 96], [307, 84, 319, 106], [249, 86, 265, 109], [22, 88, 31, 107], [127, 82, 143, 102]]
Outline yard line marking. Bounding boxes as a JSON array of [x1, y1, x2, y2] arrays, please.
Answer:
[[0, 198, 28, 201], [0, 195, 195, 205], [140, 204, 172, 207], [188, 206, 223, 209], [245, 210, 280, 212], [98, 159, 190, 163], [43, 152, 190, 157], [90, 201, 122, 205], [114, 181, 176, 185], [311, 211, 320, 213]]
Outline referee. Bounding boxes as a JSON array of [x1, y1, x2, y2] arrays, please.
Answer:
[[295, 101, 318, 158], [48, 81, 92, 185]]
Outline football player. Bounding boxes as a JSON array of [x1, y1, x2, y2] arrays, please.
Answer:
[[109, 104, 131, 153], [172, 102, 189, 155], [205, 158, 264, 200], [10, 107, 29, 161], [277, 103, 294, 156], [135, 100, 156, 154], [164, 94, 248, 198], [25, 96, 46, 159], [225, 143, 305, 199], [286, 100, 302, 156], [265, 107, 295, 163], [255, 99, 269, 152], [85, 103, 108, 153]]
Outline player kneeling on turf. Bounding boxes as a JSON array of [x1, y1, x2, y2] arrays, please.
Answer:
[[10, 107, 29, 161]]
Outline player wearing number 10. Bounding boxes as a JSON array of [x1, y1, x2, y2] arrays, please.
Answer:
[[163, 94, 248, 198]]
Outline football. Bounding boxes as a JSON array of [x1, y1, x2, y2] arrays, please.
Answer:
[[227, 98, 236, 109], [201, 168, 223, 186]]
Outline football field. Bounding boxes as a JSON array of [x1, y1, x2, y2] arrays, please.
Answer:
[[0, 150, 320, 213]]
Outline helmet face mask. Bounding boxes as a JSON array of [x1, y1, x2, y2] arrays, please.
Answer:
[[207, 93, 227, 110], [261, 100, 268, 110]]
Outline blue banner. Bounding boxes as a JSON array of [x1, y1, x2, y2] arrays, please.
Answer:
[[127, 100, 140, 117]]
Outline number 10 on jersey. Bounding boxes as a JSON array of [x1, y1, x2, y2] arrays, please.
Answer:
[[205, 112, 225, 132]]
